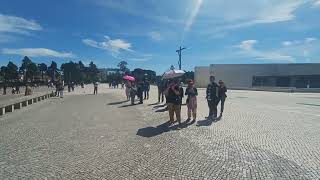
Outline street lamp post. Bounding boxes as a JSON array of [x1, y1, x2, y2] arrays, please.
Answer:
[[176, 46, 186, 70]]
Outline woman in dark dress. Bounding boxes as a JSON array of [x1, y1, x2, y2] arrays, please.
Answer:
[[218, 80, 227, 117]]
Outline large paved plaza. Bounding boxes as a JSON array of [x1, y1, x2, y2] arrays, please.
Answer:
[[0, 84, 319, 179]]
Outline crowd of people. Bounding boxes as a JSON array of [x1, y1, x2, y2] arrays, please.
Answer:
[[155, 75, 227, 127], [2, 76, 227, 127], [124, 81, 150, 105], [122, 75, 227, 127]]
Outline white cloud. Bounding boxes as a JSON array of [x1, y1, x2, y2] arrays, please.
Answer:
[[237, 40, 258, 51], [313, 0, 320, 7], [83, 37, 132, 52], [83, 36, 133, 58], [305, 37, 317, 43], [281, 37, 317, 47], [196, 0, 307, 33], [282, 41, 293, 46], [235, 40, 294, 62], [1, 48, 75, 58], [184, 0, 203, 31], [147, 31, 162, 41], [0, 14, 42, 34]]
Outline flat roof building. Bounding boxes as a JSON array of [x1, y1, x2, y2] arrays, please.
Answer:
[[195, 64, 320, 89]]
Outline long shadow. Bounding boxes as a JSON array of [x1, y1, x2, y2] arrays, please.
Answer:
[[137, 119, 197, 138], [136, 121, 180, 137], [155, 107, 168, 112], [196, 116, 222, 127], [148, 102, 160, 106], [152, 104, 167, 109], [108, 100, 129, 105], [118, 103, 139, 108]]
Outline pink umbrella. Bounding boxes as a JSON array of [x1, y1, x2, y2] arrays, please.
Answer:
[[123, 75, 135, 81]]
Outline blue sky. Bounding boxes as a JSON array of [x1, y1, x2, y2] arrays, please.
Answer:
[[0, 0, 320, 74]]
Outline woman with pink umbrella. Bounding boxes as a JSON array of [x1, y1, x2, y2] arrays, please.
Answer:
[[123, 75, 135, 101]]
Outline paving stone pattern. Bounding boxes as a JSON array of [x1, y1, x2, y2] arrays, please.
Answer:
[[0, 84, 319, 179]]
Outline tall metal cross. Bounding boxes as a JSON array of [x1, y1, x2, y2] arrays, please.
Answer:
[[176, 46, 186, 70]]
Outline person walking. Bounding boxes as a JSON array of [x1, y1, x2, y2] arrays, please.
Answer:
[[3, 84, 7, 95], [125, 81, 132, 101], [206, 76, 220, 120], [217, 80, 227, 117], [93, 82, 98, 95], [143, 81, 150, 100], [166, 80, 182, 126], [130, 83, 137, 105], [15, 84, 20, 94], [185, 81, 198, 122], [137, 82, 144, 104], [157, 80, 165, 103], [59, 81, 64, 98], [55, 82, 60, 97]]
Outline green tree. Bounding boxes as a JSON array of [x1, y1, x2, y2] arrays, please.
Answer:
[[0, 66, 8, 82], [48, 61, 58, 81], [6, 61, 18, 81], [88, 61, 99, 82], [61, 61, 81, 83], [20, 56, 32, 81], [38, 63, 47, 81], [117, 61, 129, 74], [26, 62, 38, 81]]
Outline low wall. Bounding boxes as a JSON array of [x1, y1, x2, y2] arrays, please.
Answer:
[[0, 92, 55, 116]]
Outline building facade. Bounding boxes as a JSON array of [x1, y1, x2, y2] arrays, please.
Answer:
[[195, 64, 320, 88]]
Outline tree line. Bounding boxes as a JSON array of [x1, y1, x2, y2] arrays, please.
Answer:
[[0, 56, 100, 84], [0, 57, 193, 86]]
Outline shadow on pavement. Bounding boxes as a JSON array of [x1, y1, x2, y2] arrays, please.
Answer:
[[107, 100, 129, 105], [148, 102, 160, 106], [196, 116, 222, 127], [118, 103, 140, 108], [152, 104, 166, 109], [155, 107, 168, 112], [137, 120, 196, 138]]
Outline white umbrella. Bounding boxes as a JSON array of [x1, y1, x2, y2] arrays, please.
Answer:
[[163, 69, 185, 79]]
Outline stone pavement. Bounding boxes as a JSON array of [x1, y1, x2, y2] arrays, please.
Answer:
[[0, 84, 319, 179]]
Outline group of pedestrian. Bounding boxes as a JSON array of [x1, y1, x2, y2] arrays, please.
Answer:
[[55, 81, 64, 98], [109, 81, 122, 89], [67, 82, 75, 92], [156, 75, 227, 127], [125, 80, 150, 105]]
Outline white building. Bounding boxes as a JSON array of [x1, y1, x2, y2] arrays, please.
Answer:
[[195, 64, 320, 89]]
